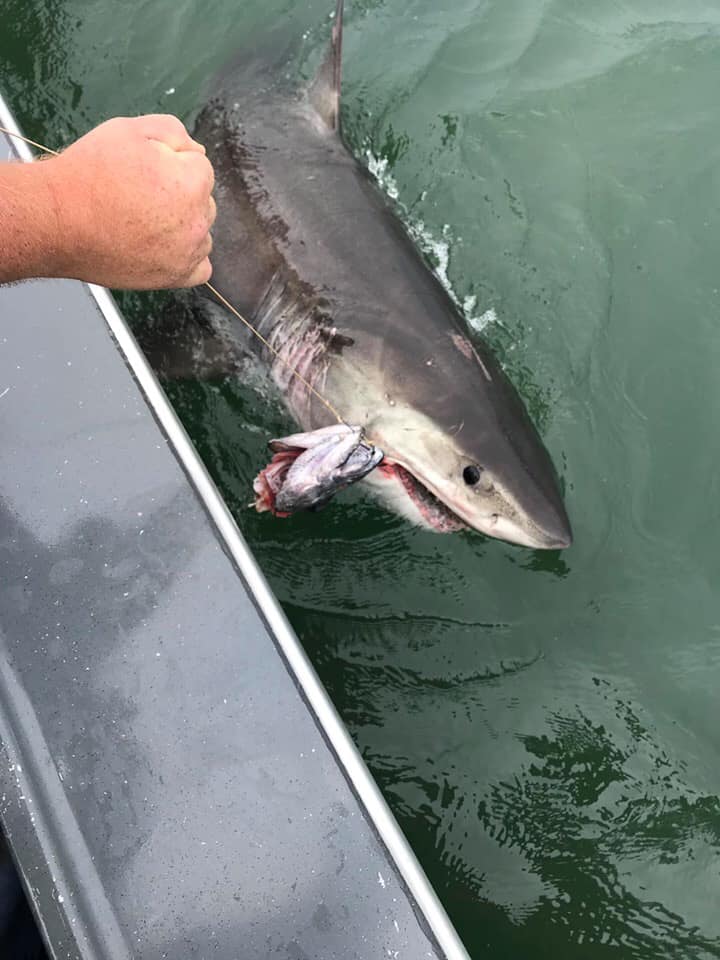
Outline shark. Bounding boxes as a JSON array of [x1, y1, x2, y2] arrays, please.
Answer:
[[193, 0, 572, 548]]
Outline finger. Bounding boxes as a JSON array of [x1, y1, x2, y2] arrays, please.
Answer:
[[199, 231, 213, 259], [176, 150, 214, 190], [183, 256, 213, 288], [190, 231, 213, 265], [134, 114, 205, 154], [179, 136, 206, 155]]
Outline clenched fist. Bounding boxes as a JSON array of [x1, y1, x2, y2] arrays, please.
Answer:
[[0, 115, 216, 289]]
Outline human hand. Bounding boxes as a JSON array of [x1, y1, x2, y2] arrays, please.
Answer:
[[44, 114, 215, 289]]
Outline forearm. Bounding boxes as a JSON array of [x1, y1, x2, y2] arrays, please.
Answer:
[[0, 159, 68, 284]]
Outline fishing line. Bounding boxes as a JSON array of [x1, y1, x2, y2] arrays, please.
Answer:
[[0, 126, 59, 156], [0, 123, 346, 425], [203, 281, 345, 423]]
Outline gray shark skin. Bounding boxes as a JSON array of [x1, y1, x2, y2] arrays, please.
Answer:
[[195, 0, 572, 549]]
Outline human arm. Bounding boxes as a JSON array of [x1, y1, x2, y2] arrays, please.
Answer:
[[0, 114, 216, 289]]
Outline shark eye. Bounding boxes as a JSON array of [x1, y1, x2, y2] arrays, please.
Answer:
[[463, 465, 482, 486]]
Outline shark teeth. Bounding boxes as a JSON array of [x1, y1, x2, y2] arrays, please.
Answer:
[[376, 461, 467, 533]]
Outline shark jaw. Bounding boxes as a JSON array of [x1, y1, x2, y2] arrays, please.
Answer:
[[365, 459, 571, 549], [372, 461, 467, 533]]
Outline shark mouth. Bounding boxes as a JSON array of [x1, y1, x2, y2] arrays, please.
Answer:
[[254, 447, 466, 532], [375, 460, 467, 533]]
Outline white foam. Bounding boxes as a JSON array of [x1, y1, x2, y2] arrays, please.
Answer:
[[365, 150, 400, 201], [407, 220, 452, 293], [468, 307, 497, 334], [364, 146, 496, 334]]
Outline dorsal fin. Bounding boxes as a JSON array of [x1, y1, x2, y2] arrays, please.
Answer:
[[309, 0, 344, 131]]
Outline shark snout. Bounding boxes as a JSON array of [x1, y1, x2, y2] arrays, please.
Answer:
[[524, 500, 573, 550], [536, 523, 572, 550], [480, 483, 572, 550]]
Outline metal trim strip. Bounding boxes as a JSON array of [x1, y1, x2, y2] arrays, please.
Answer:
[[0, 93, 470, 960]]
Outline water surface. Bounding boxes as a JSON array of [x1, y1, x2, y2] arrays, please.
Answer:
[[3, 1, 720, 956]]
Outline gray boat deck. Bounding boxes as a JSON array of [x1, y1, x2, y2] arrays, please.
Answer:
[[0, 102, 469, 959]]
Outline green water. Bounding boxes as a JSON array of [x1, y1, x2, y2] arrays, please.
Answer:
[[4, 1, 720, 956]]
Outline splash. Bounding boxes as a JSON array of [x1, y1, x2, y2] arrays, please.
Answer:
[[468, 306, 498, 334], [364, 146, 496, 334], [364, 150, 400, 201]]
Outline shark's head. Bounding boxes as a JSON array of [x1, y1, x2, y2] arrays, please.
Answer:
[[366, 411, 572, 548], [360, 331, 572, 550]]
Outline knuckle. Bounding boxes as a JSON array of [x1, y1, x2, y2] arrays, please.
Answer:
[[150, 112, 184, 130], [193, 153, 215, 186], [136, 113, 189, 145], [165, 114, 188, 136]]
